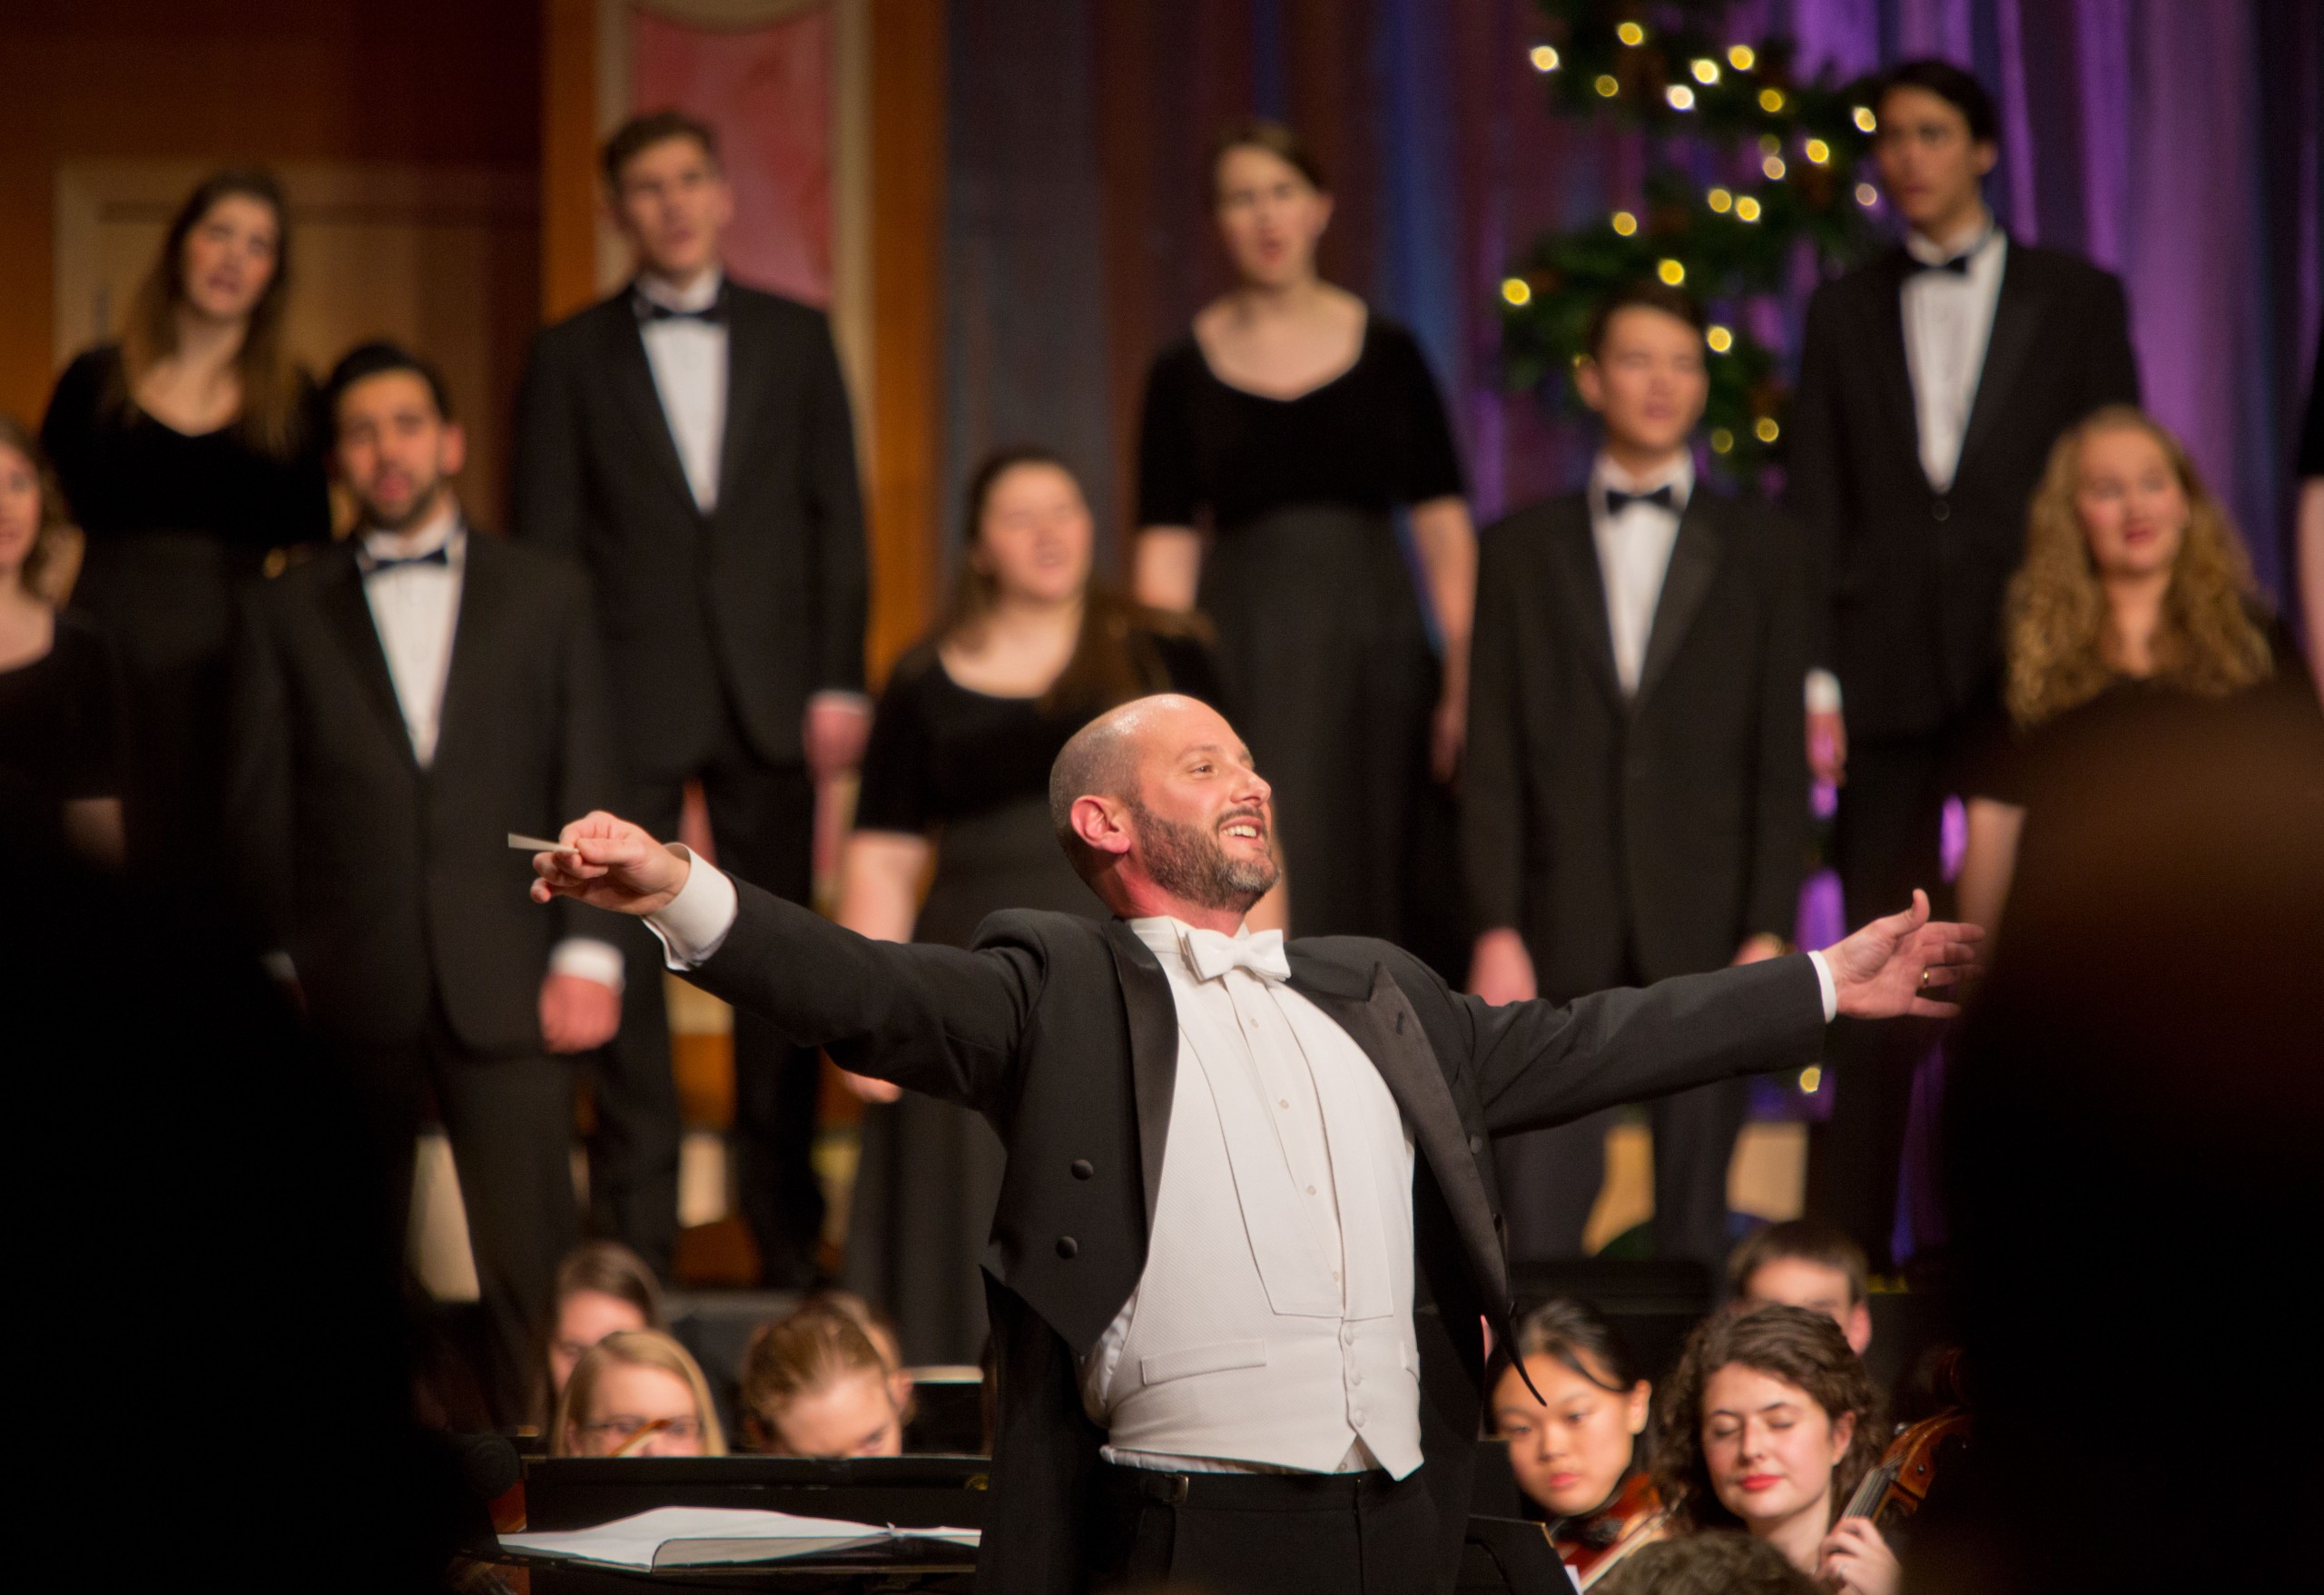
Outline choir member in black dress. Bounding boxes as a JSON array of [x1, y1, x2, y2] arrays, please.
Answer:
[[839, 447, 1227, 1364], [1955, 407, 2303, 943], [1134, 121, 1475, 958], [0, 418, 123, 866], [39, 169, 329, 904]]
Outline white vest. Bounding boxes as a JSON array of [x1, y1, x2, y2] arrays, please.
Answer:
[[1086, 921, 1423, 1477]]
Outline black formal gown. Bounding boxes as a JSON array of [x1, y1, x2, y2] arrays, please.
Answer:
[[842, 628, 1223, 1365], [0, 609, 123, 857], [1137, 315, 1467, 961], [40, 347, 330, 902]]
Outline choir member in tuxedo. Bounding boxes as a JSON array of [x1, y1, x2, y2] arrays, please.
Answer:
[[0, 417, 123, 867], [1785, 61, 2139, 1267], [1465, 283, 1809, 1269], [230, 343, 625, 1423], [41, 169, 330, 907], [525, 694, 1978, 1595], [514, 111, 870, 1285], [1134, 121, 1474, 968]]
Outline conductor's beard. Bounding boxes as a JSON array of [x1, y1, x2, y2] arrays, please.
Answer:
[[1126, 797, 1279, 915]]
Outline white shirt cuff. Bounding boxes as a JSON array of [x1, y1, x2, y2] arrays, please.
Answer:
[[808, 689, 872, 714], [645, 843, 740, 970], [1806, 668, 1843, 714], [549, 937, 625, 992], [261, 950, 297, 985], [1806, 950, 1838, 1023]]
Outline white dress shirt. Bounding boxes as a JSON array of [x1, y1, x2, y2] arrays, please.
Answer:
[[357, 507, 621, 992], [635, 268, 728, 513], [1588, 452, 1694, 698], [1899, 211, 2006, 493]]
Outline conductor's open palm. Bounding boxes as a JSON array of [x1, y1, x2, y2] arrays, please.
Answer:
[[528, 811, 690, 916], [1824, 889, 1984, 1019]]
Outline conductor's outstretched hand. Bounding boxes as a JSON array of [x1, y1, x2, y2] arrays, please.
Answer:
[[528, 811, 691, 916], [1822, 889, 1984, 1019]]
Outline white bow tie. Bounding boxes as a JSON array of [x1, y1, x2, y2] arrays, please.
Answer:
[[1180, 926, 1291, 984]]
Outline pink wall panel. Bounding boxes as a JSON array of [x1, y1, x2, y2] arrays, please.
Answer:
[[631, 5, 833, 307]]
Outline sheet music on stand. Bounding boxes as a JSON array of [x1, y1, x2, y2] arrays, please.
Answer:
[[500, 1506, 979, 1572]]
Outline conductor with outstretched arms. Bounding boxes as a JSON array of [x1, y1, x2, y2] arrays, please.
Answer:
[[528, 694, 1976, 1595]]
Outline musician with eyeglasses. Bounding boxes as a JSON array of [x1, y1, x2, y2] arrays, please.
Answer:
[[552, 1328, 727, 1459]]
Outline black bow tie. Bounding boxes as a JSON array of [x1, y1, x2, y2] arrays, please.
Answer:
[[1908, 251, 1975, 277], [361, 544, 451, 574], [635, 290, 727, 326], [1603, 484, 1677, 517]]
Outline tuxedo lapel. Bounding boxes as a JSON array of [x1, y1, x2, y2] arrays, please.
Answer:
[[599, 300, 703, 519], [1548, 507, 1623, 707], [1288, 955, 1509, 1312], [1865, 250, 1925, 482], [1104, 921, 1180, 1234], [318, 554, 419, 772], [428, 533, 503, 774], [1633, 497, 1723, 708], [714, 291, 773, 517], [1953, 246, 2043, 487]]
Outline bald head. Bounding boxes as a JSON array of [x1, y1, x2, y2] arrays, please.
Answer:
[[1049, 696, 1178, 882], [1048, 695, 1277, 919]]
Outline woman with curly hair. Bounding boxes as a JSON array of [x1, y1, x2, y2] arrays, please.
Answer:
[[1956, 406, 2290, 940], [1652, 1305, 1896, 1594]]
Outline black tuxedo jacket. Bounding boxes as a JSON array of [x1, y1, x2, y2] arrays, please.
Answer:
[[1786, 240, 2139, 740], [683, 881, 1827, 1594], [1464, 488, 1810, 992], [228, 535, 622, 1052], [512, 281, 867, 776]]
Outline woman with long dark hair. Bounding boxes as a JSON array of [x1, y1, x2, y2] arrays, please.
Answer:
[[40, 167, 329, 899], [836, 446, 1227, 1364], [1133, 121, 1475, 960], [1653, 1305, 1896, 1593]]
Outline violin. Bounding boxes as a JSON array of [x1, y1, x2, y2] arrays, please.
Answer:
[[1837, 1349, 1971, 1531]]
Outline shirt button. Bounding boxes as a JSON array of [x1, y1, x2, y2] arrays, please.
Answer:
[[1931, 497, 1952, 522], [1352, 1410, 1366, 1426], [1342, 1326, 1356, 1346], [1279, 1098, 1290, 1109], [1069, 1158, 1094, 1180], [1351, 1372, 1364, 1387], [1306, 1185, 1317, 1196], [1055, 1236, 1078, 1259]]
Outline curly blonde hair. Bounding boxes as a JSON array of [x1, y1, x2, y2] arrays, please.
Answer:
[[2004, 406, 2271, 727]]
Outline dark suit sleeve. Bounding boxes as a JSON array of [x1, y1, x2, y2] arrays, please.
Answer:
[[1784, 285, 1847, 675], [2083, 268, 2142, 415], [552, 568, 625, 948], [1456, 954, 1827, 1135], [684, 879, 1038, 1111], [802, 317, 869, 695], [1745, 512, 1813, 943], [1462, 520, 1529, 937], [224, 592, 296, 957], [511, 328, 583, 555]]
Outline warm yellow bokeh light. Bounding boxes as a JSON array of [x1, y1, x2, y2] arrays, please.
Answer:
[[1530, 44, 1561, 73], [1706, 325, 1734, 352], [1617, 21, 1645, 45], [1656, 258, 1686, 286], [1501, 277, 1531, 307], [1708, 187, 1733, 212], [1735, 196, 1763, 222], [1805, 139, 1830, 165], [1852, 104, 1877, 133], [1856, 182, 1879, 207], [1799, 1065, 1822, 1093], [1755, 417, 1780, 443], [1710, 428, 1736, 454], [1758, 87, 1785, 112], [1763, 154, 1787, 180], [1610, 210, 1639, 236], [1667, 85, 1696, 111], [1691, 58, 1720, 84], [1728, 44, 1757, 71], [1759, 133, 1782, 154], [1594, 74, 1620, 97]]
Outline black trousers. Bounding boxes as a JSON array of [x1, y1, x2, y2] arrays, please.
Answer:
[[1496, 958, 1750, 1269], [1088, 1462, 1440, 1595], [622, 714, 825, 1287], [1808, 729, 1955, 1270], [341, 1008, 578, 1428]]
